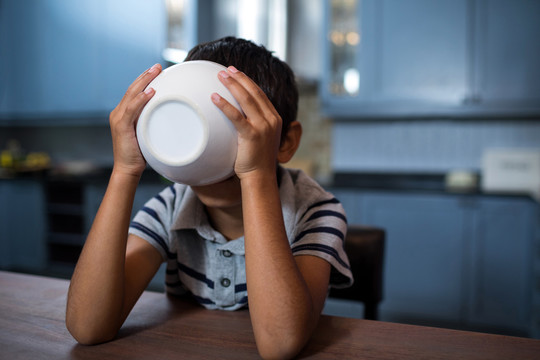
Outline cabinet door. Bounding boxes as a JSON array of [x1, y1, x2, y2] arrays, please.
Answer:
[[0, 180, 46, 271], [0, 0, 165, 118], [375, 0, 469, 105], [469, 197, 534, 333], [361, 193, 469, 322], [472, 0, 540, 115], [322, 0, 540, 118], [0, 182, 10, 267], [322, 0, 470, 117], [2, 1, 104, 115]]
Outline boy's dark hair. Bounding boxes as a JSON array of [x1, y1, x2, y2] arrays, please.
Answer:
[[185, 36, 299, 142]]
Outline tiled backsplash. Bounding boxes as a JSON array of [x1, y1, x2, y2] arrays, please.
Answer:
[[333, 119, 540, 174]]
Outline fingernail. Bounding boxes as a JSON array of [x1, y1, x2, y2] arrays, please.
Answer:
[[144, 87, 154, 95], [228, 66, 239, 73], [211, 93, 221, 103], [218, 70, 230, 79], [149, 63, 160, 73]]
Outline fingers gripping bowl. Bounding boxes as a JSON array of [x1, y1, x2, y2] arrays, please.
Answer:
[[136, 61, 240, 186]]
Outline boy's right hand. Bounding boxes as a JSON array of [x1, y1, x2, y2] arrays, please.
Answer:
[[109, 63, 162, 178]]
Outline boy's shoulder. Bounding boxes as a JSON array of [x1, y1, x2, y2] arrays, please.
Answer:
[[279, 167, 347, 247], [281, 167, 328, 194], [279, 167, 338, 209]]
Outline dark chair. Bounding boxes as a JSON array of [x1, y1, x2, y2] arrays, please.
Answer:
[[329, 226, 385, 320]]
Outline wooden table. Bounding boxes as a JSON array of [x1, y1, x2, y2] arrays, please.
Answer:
[[1, 270, 540, 359]]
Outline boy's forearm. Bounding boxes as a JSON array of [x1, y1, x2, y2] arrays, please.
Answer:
[[66, 170, 140, 344], [241, 173, 315, 358]]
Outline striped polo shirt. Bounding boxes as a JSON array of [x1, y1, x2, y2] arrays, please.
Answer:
[[129, 167, 353, 310]]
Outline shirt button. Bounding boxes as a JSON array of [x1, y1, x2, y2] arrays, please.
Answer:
[[220, 278, 231, 287], [222, 250, 232, 257]]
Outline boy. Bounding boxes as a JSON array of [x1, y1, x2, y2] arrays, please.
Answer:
[[66, 37, 352, 359]]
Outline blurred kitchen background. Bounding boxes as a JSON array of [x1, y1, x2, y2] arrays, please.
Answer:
[[1, 0, 540, 339]]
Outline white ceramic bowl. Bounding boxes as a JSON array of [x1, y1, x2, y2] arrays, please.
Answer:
[[136, 60, 240, 185]]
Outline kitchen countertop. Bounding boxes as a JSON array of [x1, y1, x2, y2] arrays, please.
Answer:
[[331, 171, 538, 201], [333, 172, 449, 191], [0, 165, 166, 184]]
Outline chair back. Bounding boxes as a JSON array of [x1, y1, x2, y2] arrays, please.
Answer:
[[329, 226, 385, 320]]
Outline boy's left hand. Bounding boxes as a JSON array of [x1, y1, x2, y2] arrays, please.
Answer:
[[211, 66, 282, 180]]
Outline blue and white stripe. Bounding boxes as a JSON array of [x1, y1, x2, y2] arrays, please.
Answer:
[[128, 167, 353, 310]]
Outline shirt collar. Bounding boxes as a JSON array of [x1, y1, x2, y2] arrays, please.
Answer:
[[169, 167, 297, 243], [170, 187, 219, 241]]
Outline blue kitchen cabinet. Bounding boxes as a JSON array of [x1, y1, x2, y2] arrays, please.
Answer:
[[333, 188, 538, 336], [473, 0, 540, 113], [0, 180, 46, 272], [0, 182, 9, 268], [359, 192, 471, 322], [321, 0, 540, 118], [0, 0, 166, 119], [468, 197, 536, 334], [0, 182, 7, 267]]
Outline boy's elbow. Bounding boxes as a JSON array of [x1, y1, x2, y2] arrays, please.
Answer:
[[255, 332, 308, 360], [67, 325, 117, 345], [66, 316, 117, 345], [257, 345, 303, 360]]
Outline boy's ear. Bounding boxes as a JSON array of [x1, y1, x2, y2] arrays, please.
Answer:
[[277, 121, 302, 164]]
